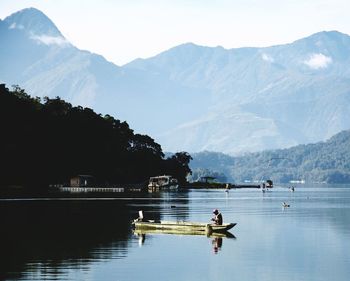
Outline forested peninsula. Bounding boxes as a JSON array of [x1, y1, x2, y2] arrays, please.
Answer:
[[191, 130, 350, 184], [0, 84, 191, 188]]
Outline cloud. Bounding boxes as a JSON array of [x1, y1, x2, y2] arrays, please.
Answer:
[[9, 22, 24, 30], [30, 34, 70, 47], [261, 53, 274, 63], [303, 53, 332, 69]]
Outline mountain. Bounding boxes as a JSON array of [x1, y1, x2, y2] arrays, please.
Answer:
[[1, 8, 350, 154], [0, 8, 209, 136], [190, 130, 350, 184], [127, 32, 350, 154]]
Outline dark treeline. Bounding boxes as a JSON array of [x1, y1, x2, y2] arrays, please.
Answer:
[[187, 168, 228, 183], [0, 84, 192, 187], [191, 130, 350, 184]]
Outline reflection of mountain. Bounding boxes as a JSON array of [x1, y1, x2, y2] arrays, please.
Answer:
[[2, 8, 350, 154], [0, 200, 132, 280]]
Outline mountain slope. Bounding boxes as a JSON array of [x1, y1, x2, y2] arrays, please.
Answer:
[[190, 129, 350, 184], [1, 8, 350, 154], [128, 31, 350, 153], [0, 8, 211, 135]]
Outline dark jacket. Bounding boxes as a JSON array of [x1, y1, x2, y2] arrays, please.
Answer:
[[213, 213, 223, 225]]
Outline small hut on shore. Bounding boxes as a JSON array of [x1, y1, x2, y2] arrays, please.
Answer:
[[70, 175, 94, 187]]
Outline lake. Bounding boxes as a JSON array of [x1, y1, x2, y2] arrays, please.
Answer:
[[1, 185, 350, 281]]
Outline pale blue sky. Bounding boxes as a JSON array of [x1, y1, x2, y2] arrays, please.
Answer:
[[1, 0, 349, 65]]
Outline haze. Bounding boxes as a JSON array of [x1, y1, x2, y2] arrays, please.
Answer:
[[1, 0, 349, 65]]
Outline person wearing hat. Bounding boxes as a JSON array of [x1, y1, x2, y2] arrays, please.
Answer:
[[211, 209, 223, 225]]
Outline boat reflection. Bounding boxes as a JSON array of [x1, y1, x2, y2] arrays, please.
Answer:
[[134, 228, 235, 254], [212, 237, 222, 254]]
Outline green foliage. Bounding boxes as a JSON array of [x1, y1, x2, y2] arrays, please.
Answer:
[[163, 152, 192, 185], [187, 168, 227, 183], [191, 130, 350, 184], [0, 84, 191, 186]]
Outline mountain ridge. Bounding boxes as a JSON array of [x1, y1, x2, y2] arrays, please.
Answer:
[[4, 7, 63, 38], [1, 8, 350, 154], [189, 129, 350, 184]]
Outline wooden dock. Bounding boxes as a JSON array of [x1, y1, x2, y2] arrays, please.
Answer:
[[232, 184, 261, 189], [57, 184, 145, 193]]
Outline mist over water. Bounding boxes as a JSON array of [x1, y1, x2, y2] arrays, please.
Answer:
[[1, 185, 350, 281]]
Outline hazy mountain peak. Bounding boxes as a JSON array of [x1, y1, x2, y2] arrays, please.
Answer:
[[3, 8, 70, 48], [281, 30, 348, 46], [177, 42, 201, 48], [1, 7, 350, 155], [292, 30, 350, 58], [309, 30, 349, 40], [4, 7, 62, 37]]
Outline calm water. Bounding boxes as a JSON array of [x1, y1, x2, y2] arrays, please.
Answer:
[[1, 185, 350, 281]]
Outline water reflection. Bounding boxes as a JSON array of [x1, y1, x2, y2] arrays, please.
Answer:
[[1, 186, 350, 281], [0, 200, 134, 281], [0, 191, 193, 281], [133, 228, 236, 257], [212, 237, 222, 254], [137, 233, 146, 246]]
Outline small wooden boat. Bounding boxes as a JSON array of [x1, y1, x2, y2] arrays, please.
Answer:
[[133, 228, 236, 238], [132, 219, 236, 234]]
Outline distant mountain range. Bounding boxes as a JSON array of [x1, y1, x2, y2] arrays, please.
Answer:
[[1, 8, 350, 154]]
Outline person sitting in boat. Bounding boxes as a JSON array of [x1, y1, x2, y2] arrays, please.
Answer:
[[211, 209, 223, 225]]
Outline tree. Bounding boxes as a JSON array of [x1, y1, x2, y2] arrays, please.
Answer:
[[164, 152, 192, 184], [1, 84, 193, 187]]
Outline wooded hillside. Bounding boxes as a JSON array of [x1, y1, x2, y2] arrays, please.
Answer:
[[191, 130, 350, 184], [0, 84, 191, 187]]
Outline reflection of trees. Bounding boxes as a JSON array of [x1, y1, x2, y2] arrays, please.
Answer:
[[0, 200, 133, 280], [0, 191, 192, 280]]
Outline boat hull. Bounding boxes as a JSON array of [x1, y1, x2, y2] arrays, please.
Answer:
[[133, 228, 235, 238], [133, 220, 236, 233]]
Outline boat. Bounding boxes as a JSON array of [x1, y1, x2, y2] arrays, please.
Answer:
[[132, 219, 236, 234], [133, 228, 236, 238], [266, 179, 273, 188], [148, 175, 178, 191]]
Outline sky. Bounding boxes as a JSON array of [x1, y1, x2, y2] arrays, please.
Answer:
[[1, 0, 349, 66]]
